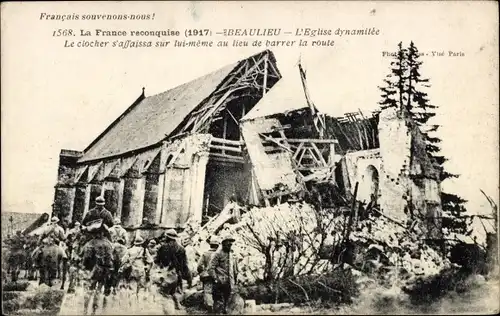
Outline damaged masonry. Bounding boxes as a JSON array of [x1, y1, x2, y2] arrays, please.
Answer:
[[52, 49, 442, 241]]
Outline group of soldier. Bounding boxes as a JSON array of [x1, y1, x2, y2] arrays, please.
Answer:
[[7, 195, 241, 315]]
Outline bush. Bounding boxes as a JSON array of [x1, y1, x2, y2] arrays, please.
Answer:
[[3, 291, 21, 301], [24, 288, 64, 311], [239, 267, 359, 306], [2, 299, 21, 314], [402, 266, 472, 305]]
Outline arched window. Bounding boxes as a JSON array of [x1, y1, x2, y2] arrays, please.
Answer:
[[360, 165, 379, 202]]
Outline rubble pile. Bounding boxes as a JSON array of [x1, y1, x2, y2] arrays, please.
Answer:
[[184, 200, 452, 290], [349, 213, 451, 283], [185, 202, 337, 285]]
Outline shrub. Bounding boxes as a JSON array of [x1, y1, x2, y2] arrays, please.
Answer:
[[2, 299, 21, 314], [3, 291, 20, 301], [239, 266, 359, 306], [24, 288, 64, 311], [402, 266, 472, 305]]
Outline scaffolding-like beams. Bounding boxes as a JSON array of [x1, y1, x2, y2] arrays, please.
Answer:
[[173, 51, 281, 139]]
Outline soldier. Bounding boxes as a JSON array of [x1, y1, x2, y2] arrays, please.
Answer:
[[79, 229, 114, 315], [82, 196, 114, 242], [41, 216, 66, 244], [108, 217, 129, 246], [197, 235, 220, 313], [110, 237, 128, 295], [156, 229, 192, 309], [119, 235, 154, 299], [8, 231, 26, 282], [208, 233, 239, 315], [33, 217, 67, 269], [147, 239, 159, 260]]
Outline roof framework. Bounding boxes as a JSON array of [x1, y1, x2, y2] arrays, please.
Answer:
[[172, 51, 281, 138]]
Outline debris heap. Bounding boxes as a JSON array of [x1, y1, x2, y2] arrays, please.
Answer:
[[185, 202, 335, 285], [184, 201, 451, 288]]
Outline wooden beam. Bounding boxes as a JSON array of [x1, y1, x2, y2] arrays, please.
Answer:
[[209, 145, 241, 153], [297, 148, 307, 166], [263, 53, 268, 96], [267, 138, 339, 144], [310, 142, 328, 166], [219, 60, 248, 91], [225, 108, 239, 125], [193, 86, 245, 132], [196, 56, 267, 133], [258, 133, 293, 153], [222, 115, 228, 155], [211, 137, 243, 146], [293, 141, 305, 160], [328, 143, 336, 166], [209, 152, 244, 162]]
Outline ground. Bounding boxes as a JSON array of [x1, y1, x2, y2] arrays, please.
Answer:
[[3, 270, 499, 315]]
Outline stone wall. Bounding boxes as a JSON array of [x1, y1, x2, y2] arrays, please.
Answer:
[[377, 107, 412, 223], [53, 134, 212, 230], [344, 149, 381, 203], [375, 107, 442, 234]]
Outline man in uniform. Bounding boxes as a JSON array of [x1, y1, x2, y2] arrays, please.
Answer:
[[80, 227, 114, 315], [208, 233, 239, 315], [41, 216, 66, 244], [110, 237, 128, 295], [33, 217, 67, 269], [108, 217, 129, 246], [155, 229, 192, 310], [197, 235, 220, 313], [82, 196, 114, 242], [120, 235, 154, 299]]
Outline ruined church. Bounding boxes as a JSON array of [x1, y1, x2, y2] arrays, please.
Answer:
[[52, 49, 442, 237]]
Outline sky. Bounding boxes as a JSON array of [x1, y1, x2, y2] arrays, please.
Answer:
[[1, 1, 498, 236]]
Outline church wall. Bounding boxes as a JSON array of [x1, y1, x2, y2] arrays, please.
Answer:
[[103, 179, 123, 217], [53, 185, 75, 225], [160, 134, 211, 229], [344, 149, 381, 203], [121, 176, 145, 228], [377, 107, 412, 223], [143, 173, 160, 225], [73, 184, 89, 223]]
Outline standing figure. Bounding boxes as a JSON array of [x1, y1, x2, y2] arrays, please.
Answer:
[[80, 229, 114, 315], [35, 216, 67, 280], [110, 237, 128, 295], [108, 218, 129, 246], [155, 229, 192, 310], [208, 233, 239, 315], [147, 239, 159, 260], [81, 196, 114, 243], [197, 235, 220, 313], [119, 235, 154, 300]]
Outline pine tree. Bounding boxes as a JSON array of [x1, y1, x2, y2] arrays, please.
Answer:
[[378, 42, 407, 110], [404, 41, 468, 234], [378, 41, 469, 235]]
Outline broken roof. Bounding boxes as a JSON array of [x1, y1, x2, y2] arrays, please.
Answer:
[[241, 67, 310, 121], [79, 51, 274, 163]]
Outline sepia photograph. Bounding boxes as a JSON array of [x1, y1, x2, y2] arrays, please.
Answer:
[[1, 1, 499, 315]]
